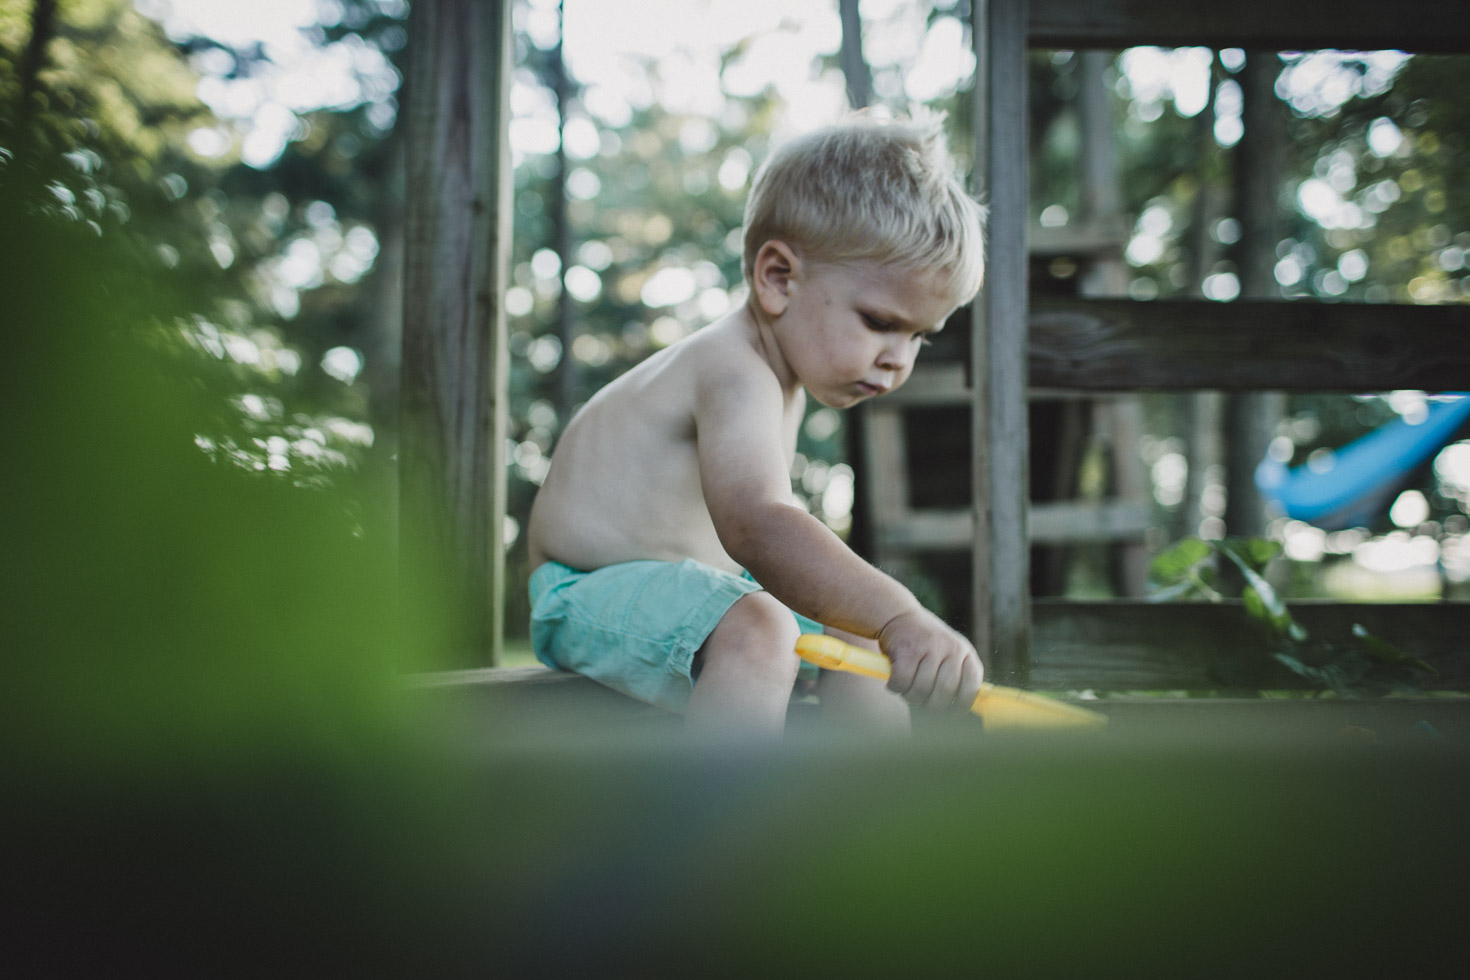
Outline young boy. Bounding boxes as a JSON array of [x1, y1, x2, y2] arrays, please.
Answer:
[[526, 115, 987, 734]]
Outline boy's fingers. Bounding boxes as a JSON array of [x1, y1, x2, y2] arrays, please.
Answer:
[[899, 653, 940, 705], [885, 646, 919, 696], [926, 654, 963, 710], [958, 654, 985, 711]]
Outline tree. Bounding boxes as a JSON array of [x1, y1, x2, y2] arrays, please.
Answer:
[[1, 0, 402, 492]]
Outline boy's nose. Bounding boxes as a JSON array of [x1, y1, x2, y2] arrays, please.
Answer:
[[876, 341, 913, 371]]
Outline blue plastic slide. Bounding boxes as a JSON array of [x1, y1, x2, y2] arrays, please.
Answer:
[[1255, 395, 1470, 531]]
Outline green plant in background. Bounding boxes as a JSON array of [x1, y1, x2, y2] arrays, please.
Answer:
[[1148, 537, 1437, 697]]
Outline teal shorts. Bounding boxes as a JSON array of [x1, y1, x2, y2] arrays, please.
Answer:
[[529, 558, 824, 712]]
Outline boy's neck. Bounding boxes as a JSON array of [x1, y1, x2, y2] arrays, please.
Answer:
[[739, 297, 800, 397]]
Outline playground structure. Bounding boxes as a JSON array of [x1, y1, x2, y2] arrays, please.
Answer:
[[396, 0, 1470, 695], [848, 44, 1152, 612]]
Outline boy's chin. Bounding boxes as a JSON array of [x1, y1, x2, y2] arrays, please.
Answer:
[[807, 389, 866, 410]]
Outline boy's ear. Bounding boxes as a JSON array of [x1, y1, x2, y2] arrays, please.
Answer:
[[751, 240, 799, 317]]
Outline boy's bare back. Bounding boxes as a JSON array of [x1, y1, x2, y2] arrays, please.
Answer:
[[528, 307, 801, 577]]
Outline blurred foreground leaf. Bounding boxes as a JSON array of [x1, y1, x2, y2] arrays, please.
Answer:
[[1353, 623, 1437, 676], [1148, 537, 1212, 586]]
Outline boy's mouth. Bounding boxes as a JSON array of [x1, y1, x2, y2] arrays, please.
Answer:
[[855, 381, 889, 397]]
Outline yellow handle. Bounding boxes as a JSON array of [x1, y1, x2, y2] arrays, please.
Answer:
[[793, 633, 893, 680], [794, 634, 1107, 731]]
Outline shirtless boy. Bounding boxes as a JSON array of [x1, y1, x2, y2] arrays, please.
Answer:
[[527, 115, 987, 734]]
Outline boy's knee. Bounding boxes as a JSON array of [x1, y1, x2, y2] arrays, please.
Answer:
[[704, 591, 801, 669], [726, 590, 801, 641]]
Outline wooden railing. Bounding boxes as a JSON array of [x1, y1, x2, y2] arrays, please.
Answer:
[[1032, 601, 1470, 691], [1031, 300, 1470, 392], [958, 0, 1470, 688]]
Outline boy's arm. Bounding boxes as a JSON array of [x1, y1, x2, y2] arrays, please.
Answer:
[[695, 366, 983, 709]]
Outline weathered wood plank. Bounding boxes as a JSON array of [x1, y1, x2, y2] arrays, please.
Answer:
[[1029, 219, 1127, 258], [1030, 298, 1470, 391], [876, 510, 968, 551], [898, 299, 1469, 396], [881, 362, 968, 405], [405, 666, 596, 690], [972, 0, 1032, 685], [1028, 0, 1470, 54], [1032, 599, 1470, 690], [876, 501, 1151, 551], [402, 666, 680, 740], [1032, 500, 1152, 542], [399, 0, 513, 667], [1077, 696, 1470, 739]]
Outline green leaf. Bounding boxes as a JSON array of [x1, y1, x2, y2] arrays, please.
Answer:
[[1149, 538, 1211, 586], [1351, 624, 1437, 675], [1145, 580, 1198, 603], [1276, 650, 1370, 697], [1222, 547, 1296, 637], [1242, 582, 1272, 625], [1274, 652, 1323, 684], [1219, 537, 1283, 575]]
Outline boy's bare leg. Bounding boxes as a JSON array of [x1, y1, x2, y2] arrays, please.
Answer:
[[686, 592, 801, 735], [816, 627, 911, 734]]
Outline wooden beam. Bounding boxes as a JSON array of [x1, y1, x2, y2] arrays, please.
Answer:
[[879, 363, 967, 406], [1031, 298, 1470, 391], [1032, 599, 1470, 690], [876, 501, 1152, 552], [399, 0, 513, 668], [1028, 219, 1127, 258], [1028, 0, 1470, 54], [892, 300, 1469, 395], [402, 667, 679, 740], [972, 0, 1032, 685], [1031, 500, 1152, 542]]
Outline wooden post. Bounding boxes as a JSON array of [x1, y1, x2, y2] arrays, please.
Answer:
[[1224, 51, 1286, 539], [399, 0, 513, 668], [1184, 54, 1225, 542], [839, 0, 878, 562], [970, 0, 1030, 684], [838, 0, 873, 110], [550, 0, 578, 419], [1076, 51, 1124, 295]]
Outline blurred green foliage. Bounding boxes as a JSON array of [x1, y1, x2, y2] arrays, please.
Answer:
[[1, 0, 400, 499], [1150, 537, 1437, 696], [0, 132, 437, 768], [3, 99, 438, 970]]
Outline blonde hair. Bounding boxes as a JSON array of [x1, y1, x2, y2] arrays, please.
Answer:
[[741, 113, 986, 302]]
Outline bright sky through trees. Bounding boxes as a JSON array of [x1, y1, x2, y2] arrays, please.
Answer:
[[142, 0, 1406, 171], [140, 0, 979, 165]]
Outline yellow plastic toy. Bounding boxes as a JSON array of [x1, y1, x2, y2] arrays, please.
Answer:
[[795, 633, 1107, 731]]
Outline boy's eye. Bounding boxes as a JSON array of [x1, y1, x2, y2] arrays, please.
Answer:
[[864, 312, 933, 347]]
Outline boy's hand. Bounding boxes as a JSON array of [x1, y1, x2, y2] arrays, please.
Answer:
[[877, 609, 985, 710]]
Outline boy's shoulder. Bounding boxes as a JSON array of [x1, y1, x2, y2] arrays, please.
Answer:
[[569, 312, 787, 442], [657, 312, 783, 395], [684, 313, 791, 406]]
